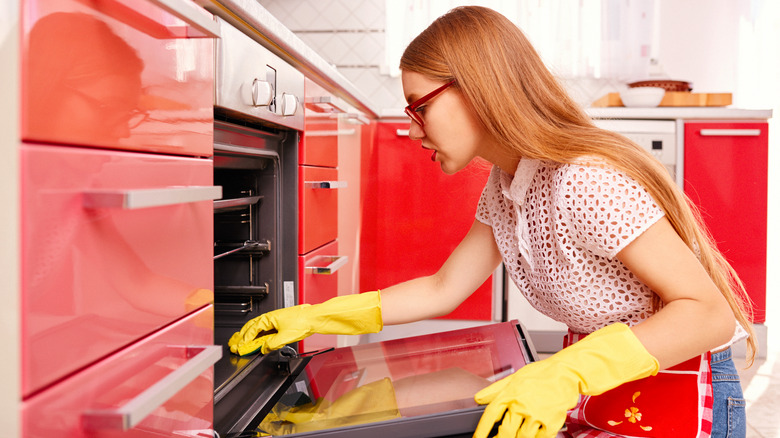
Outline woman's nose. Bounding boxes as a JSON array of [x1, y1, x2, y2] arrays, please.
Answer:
[[408, 122, 424, 141]]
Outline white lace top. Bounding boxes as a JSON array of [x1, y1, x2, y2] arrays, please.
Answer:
[[477, 158, 665, 333], [477, 158, 748, 348]]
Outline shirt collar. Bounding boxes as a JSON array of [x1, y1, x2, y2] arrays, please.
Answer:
[[499, 158, 541, 206]]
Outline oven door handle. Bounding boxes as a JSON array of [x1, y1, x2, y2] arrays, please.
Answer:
[[83, 186, 222, 210], [306, 255, 348, 275], [82, 345, 222, 431], [304, 181, 347, 189]]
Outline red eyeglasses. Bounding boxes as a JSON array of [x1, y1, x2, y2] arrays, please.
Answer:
[[404, 79, 456, 127]]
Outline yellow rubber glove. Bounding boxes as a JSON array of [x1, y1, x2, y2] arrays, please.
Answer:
[[473, 323, 659, 438], [259, 377, 400, 435], [228, 291, 383, 356]]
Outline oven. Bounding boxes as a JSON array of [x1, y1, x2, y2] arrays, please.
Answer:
[[210, 16, 303, 435], [209, 15, 538, 438]]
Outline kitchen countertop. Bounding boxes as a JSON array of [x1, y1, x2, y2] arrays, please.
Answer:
[[381, 106, 774, 121], [200, 0, 380, 118], [586, 106, 773, 120]]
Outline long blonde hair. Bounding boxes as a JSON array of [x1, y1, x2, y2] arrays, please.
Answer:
[[401, 5, 756, 363]]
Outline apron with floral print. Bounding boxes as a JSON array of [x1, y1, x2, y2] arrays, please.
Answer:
[[562, 331, 713, 438]]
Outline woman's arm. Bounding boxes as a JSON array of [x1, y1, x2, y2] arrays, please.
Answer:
[[379, 219, 503, 325], [618, 217, 735, 369]]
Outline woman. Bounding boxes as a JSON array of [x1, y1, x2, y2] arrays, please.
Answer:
[[230, 6, 754, 437]]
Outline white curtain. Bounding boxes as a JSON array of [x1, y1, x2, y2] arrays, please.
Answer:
[[385, 0, 655, 81]]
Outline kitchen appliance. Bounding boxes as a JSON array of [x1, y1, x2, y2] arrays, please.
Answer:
[[210, 16, 303, 435], [592, 119, 680, 187], [220, 320, 536, 438]]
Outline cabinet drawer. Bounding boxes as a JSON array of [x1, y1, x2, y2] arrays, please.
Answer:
[[299, 165, 339, 254], [301, 116, 339, 167], [21, 0, 215, 157], [21, 144, 218, 395], [23, 306, 217, 438], [301, 77, 340, 167], [299, 240, 346, 351]]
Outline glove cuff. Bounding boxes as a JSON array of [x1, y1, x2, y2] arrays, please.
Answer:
[[308, 290, 384, 335], [560, 323, 659, 396]]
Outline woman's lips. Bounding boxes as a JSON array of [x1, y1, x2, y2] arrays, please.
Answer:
[[423, 145, 436, 161]]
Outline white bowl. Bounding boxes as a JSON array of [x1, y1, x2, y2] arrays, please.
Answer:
[[619, 87, 666, 107]]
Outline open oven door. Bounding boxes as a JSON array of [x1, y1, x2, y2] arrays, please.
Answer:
[[214, 320, 537, 438]]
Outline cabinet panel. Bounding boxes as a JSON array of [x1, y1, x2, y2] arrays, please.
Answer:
[[299, 240, 342, 351], [301, 78, 340, 167], [21, 0, 214, 156], [22, 306, 215, 438], [299, 165, 339, 254], [361, 122, 493, 320], [683, 122, 768, 323], [21, 144, 215, 395]]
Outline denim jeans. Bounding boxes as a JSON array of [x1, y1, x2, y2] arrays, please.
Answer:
[[711, 348, 746, 438]]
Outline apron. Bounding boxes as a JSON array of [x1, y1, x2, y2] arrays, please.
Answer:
[[562, 331, 713, 438]]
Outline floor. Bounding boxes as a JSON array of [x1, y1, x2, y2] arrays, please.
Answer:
[[735, 340, 780, 438]]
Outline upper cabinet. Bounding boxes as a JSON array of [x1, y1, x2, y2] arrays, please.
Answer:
[[21, 0, 216, 157]]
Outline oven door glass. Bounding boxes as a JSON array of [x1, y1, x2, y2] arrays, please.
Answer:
[[256, 321, 535, 437]]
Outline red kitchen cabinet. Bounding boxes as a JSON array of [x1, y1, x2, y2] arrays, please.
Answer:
[[22, 306, 216, 438], [299, 165, 339, 254], [684, 121, 768, 323], [21, 144, 216, 396], [361, 121, 494, 320], [20, 0, 215, 157], [298, 78, 362, 350], [12, 1, 221, 436]]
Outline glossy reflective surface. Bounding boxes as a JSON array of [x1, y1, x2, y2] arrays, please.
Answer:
[[21, 0, 214, 156], [22, 307, 215, 437], [258, 322, 531, 435], [21, 144, 214, 395]]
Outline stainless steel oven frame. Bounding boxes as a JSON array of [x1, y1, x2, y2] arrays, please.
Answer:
[[211, 15, 305, 436]]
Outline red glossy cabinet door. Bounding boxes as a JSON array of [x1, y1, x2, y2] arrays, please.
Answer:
[[21, 144, 216, 395], [684, 122, 768, 323], [298, 240, 344, 352], [22, 306, 216, 438], [21, 0, 215, 157], [361, 122, 493, 320], [299, 165, 339, 254]]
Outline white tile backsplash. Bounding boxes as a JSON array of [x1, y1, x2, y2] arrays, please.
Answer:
[[259, 0, 405, 112], [257, 1, 645, 113]]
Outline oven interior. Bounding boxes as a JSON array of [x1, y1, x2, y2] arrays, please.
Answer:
[[211, 118, 301, 435]]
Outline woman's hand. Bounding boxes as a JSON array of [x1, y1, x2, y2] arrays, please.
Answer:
[[473, 323, 659, 438], [228, 291, 383, 355]]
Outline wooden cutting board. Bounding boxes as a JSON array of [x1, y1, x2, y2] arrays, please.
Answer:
[[592, 92, 732, 107]]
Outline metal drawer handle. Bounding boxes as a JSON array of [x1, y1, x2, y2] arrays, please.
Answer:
[[305, 181, 347, 189], [84, 186, 222, 210], [305, 96, 347, 114], [145, 0, 220, 38], [306, 129, 357, 137], [306, 255, 348, 275], [82, 345, 222, 431], [347, 113, 370, 126], [699, 129, 761, 137], [396, 129, 410, 137]]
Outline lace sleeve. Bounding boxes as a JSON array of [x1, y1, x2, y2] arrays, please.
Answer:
[[475, 166, 500, 226], [553, 162, 665, 259]]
